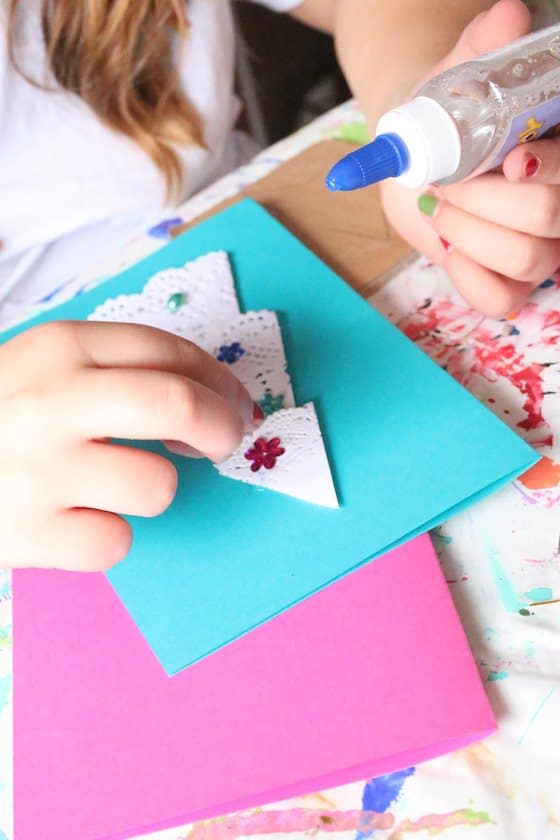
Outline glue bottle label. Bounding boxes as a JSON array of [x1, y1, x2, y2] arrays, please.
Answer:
[[490, 95, 560, 168]]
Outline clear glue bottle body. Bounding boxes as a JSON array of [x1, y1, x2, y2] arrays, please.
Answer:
[[326, 23, 560, 190]]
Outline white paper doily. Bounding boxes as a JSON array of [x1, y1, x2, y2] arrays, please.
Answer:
[[215, 403, 338, 509], [87, 252, 337, 508], [88, 252, 240, 338], [200, 310, 295, 408]]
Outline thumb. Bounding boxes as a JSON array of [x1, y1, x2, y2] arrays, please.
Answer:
[[436, 0, 531, 74]]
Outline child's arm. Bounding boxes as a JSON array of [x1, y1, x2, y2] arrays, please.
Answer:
[[292, 0, 559, 316], [291, 0, 494, 130]]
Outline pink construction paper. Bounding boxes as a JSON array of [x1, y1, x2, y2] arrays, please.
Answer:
[[14, 535, 495, 840]]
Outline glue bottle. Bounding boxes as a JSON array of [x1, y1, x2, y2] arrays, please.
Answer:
[[326, 23, 560, 190]]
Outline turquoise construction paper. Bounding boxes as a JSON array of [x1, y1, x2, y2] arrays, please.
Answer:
[[1, 200, 537, 674]]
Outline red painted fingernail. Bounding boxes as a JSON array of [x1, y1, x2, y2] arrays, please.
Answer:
[[440, 237, 451, 252], [253, 403, 264, 421], [523, 154, 541, 178]]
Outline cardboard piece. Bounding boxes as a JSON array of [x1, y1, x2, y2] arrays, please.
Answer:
[[173, 140, 413, 296], [13, 535, 496, 840]]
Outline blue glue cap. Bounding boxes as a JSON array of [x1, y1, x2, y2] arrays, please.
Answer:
[[325, 133, 410, 192]]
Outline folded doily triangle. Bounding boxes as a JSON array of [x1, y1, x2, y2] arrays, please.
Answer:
[[215, 403, 338, 509], [199, 310, 294, 408], [88, 251, 239, 335]]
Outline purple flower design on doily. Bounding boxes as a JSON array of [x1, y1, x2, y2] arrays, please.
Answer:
[[217, 342, 245, 364]]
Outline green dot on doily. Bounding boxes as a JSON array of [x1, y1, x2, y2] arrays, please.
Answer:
[[167, 292, 187, 312]]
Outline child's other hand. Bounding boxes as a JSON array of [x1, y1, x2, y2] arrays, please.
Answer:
[[0, 321, 259, 571], [380, 0, 560, 317]]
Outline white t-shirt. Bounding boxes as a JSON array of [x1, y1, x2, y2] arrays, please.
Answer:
[[0, 0, 299, 314]]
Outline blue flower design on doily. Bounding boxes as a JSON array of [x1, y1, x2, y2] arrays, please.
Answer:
[[217, 342, 245, 364]]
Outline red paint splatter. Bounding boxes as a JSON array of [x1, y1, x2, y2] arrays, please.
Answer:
[[397, 298, 559, 454], [183, 809, 394, 840], [511, 367, 545, 431]]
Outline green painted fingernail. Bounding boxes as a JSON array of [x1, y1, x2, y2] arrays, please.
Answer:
[[418, 194, 438, 217]]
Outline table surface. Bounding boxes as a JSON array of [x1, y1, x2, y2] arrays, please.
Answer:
[[1, 98, 559, 840]]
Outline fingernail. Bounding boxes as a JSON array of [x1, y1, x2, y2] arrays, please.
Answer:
[[418, 193, 439, 217], [440, 237, 452, 252], [242, 401, 264, 434], [164, 440, 204, 458], [523, 153, 541, 178]]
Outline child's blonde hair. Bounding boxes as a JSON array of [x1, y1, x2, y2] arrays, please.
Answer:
[[9, 0, 204, 198]]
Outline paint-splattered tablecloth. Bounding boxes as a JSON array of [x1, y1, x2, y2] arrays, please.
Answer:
[[1, 97, 559, 840]]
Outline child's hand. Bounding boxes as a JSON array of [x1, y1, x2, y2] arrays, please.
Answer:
[[380, 0, 560, 317], [0, 321, 259, 571]]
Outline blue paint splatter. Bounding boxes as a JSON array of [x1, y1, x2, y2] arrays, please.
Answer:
[[39, 278, 74, 303], [524, 587, 553, 603], [362, 767, 415, 811], [517, 688, 556, 745], [487, 670, 508, 682], [357, 768, 415, 838], [487, 546, 524, 613], [148, 217, 183, 239], [540, 278, 555, 289], [0, 828, 8, 840], [432, 528, 452, 544], [0, 676, 11, 713], [509, 325, 520, 336]]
